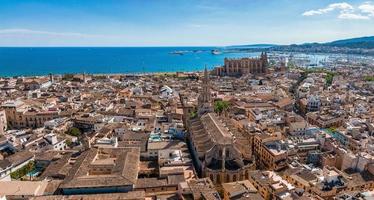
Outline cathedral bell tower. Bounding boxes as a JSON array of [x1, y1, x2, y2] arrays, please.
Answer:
[[261, 52, 269, 69], [197, 67, 213, 116]]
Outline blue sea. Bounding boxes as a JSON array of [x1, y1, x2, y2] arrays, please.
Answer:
[[0, 47, 262, 77]]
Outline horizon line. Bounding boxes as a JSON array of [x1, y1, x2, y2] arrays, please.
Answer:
[[0, 35, 373, 48], [0, 44, 281, 48]]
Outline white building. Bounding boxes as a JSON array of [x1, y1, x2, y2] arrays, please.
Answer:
[[160, 85, 173, 99], [44, 133, 67, 151]]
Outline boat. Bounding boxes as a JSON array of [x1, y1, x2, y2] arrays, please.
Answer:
[[211, 49, 222, 55], [169, 51, 184, 55]]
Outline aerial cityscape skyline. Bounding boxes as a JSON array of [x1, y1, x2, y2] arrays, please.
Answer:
[[0, 1, 374, 200], [1, 0, 374, 46]]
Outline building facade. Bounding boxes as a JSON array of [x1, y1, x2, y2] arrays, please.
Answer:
[[188, 69, 255, 184], [0, 110, 6, 135], [2, 101, 59, 129], [213, 52, 268, 76], [253, 135, 288, 171]]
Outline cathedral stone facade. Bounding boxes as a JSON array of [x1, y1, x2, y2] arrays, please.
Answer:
[[213, 52, 268, 76], [188, 68, 255, 184]]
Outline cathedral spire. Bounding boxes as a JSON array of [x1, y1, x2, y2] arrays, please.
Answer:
[[203, 66, 209, 84], [198, 66, 213, 116]]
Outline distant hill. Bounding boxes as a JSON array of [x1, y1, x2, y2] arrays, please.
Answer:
[[326, 36, 374, 49], [329, 36, 374, 45], [232, 36, 374, 50], [289, 36, 374, 49], [266, 36, 374, 55], [228, 36, 374, 55]]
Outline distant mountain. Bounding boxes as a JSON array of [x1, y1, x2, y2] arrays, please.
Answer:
[[227, 36, 374, 55], [232, 36, 374, 50], [326, 36, 374, 49], [329, 36, 374, 45], [265, 36, 374, 55], [288, 36, 374, 49]]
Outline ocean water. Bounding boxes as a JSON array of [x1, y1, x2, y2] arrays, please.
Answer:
[[0, 47, 261, 77]]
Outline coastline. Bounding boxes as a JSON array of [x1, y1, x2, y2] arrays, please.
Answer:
[[1, 47, 372, 78], [0, 70, 205, 78], [0, 46, 244, 77]]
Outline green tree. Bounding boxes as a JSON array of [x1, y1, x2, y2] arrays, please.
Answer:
[[65, 138, 73, 147], [327, 127, 337, 133], [67, 127, 81, 137], [190, 110, 197, 119], [302, 68, 336, 87], [364, 76, 374, 82], [325, 73, 335, 86], [214, 101, 230, 114], [10, 161, 35, 180]]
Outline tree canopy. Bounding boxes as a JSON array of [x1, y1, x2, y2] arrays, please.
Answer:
[[214, 100, 230, 114], [67, 127, 81, 137]]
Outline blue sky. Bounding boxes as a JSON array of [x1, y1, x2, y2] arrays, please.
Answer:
[[0, 0, 374, 46]]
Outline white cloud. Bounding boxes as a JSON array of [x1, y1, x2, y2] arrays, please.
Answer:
[[303, 10, 324, 16], [359, 2, 374, 16], [302, 2, 353, 16], [338, 12, 370, 19], [0, 28, 103, 38], [303, 1, 374, 20]]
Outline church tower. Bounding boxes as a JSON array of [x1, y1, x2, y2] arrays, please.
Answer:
[[49, 73, 54, 83], [261, 52, 269, 73], [198, 67, 213, 116]]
